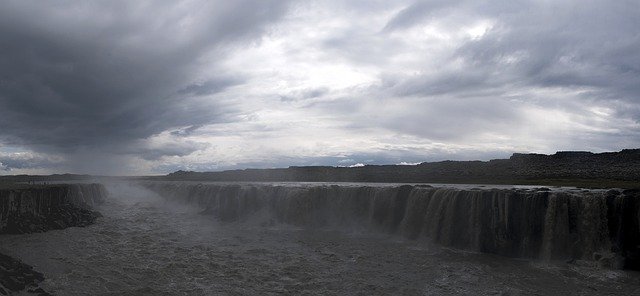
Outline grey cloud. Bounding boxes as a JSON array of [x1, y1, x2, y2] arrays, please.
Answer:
[[0, 152, 60, 171], [0, 0, 290, 154], [373, 1, 640, 142], [463, 2, 638, 94], [382, 0, 456, 32], [136, 141, 209, 161], [170, 125, 203, 137], [1, 0, 639, 174], [178, 77, 243, 96], [360, 94, 523, 142], [386, 70, 501, 98], [376, 1, 640, 102], [280, 87, 329, 102], [153, 149, 511, 174]]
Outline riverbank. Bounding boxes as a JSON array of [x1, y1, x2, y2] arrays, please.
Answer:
[[0, 184, 107, 295]]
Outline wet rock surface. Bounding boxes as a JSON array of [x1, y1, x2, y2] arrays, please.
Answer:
[[1, 205, 101, 235], [145, 182, 640, 270], [0, 253, 50, 295], [2, 187, 639, 295], [0, 184, 107, 234], [0, 184, 107, 295]]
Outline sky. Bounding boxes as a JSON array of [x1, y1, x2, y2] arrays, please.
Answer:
[[0, 0, 639, 175]]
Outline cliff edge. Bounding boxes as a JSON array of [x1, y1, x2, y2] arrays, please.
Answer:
[[0, 183, 108, 295]]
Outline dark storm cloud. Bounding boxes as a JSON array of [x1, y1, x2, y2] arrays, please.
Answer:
[[1, 0, 638, 174], [0, 1, 290, 155]]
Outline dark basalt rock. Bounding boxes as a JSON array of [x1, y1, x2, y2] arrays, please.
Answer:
[[144, 181, 640, 270], [0, 183, 108, 295], [0, 253, 51, 295], [0, 184, 107, 234], [3, 204, 102, 235]]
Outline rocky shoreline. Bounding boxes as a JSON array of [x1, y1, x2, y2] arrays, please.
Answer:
[[1, 203, 101, 235], [0, 184, 107, 295], [0, 253, 49, 296]]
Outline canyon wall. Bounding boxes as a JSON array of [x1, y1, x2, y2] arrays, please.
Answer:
[[0, 183, 108, 295], [143, 182, 640, 269], [0, 183, 108, 234]]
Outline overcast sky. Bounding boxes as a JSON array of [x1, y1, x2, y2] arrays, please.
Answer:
[[1, 0, 639, 175]]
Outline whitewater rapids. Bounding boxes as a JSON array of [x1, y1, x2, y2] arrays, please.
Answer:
[[0, 182, 639, 295]]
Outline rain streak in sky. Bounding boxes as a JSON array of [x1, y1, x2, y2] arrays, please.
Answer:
[[0, 0, 639, 175]]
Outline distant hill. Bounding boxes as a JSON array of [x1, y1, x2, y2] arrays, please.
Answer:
[[0, 174, 92, 186], [159, 149, 640, 188]]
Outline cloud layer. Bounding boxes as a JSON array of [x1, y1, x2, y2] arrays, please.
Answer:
[[0, 0, 638, 174]]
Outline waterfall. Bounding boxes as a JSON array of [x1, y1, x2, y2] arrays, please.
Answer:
[[143, 182, 640, 269]]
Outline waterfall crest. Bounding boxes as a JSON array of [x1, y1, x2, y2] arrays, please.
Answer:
[[143, 182, 640, 269]]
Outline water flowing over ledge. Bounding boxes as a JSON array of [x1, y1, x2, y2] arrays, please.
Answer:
[[142, 182, 640, 270]]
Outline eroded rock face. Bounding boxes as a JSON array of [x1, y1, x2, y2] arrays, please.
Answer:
[[0, 253, 50, 296], [0, 184, 107, 234], [143, 182, 640, 270], [2, 204, 102, 235], [0, 183, 108, 295]]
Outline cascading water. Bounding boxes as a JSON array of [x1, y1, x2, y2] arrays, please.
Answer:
[[143, 182, 640, 269], [1, 181, 639, 295]]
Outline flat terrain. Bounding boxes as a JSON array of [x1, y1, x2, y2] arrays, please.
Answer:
[[159, 149, 640, 188]]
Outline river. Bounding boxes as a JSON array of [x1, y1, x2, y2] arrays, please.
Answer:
[[1, 183, 639, 295]]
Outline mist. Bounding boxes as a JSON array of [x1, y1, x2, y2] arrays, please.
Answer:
[[2, 1, 640, 295]]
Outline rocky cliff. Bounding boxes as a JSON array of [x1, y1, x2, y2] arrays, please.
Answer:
[[0, 183, 108, 295], [143, 182, 640, 270], [0, 184, 107, 234]]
